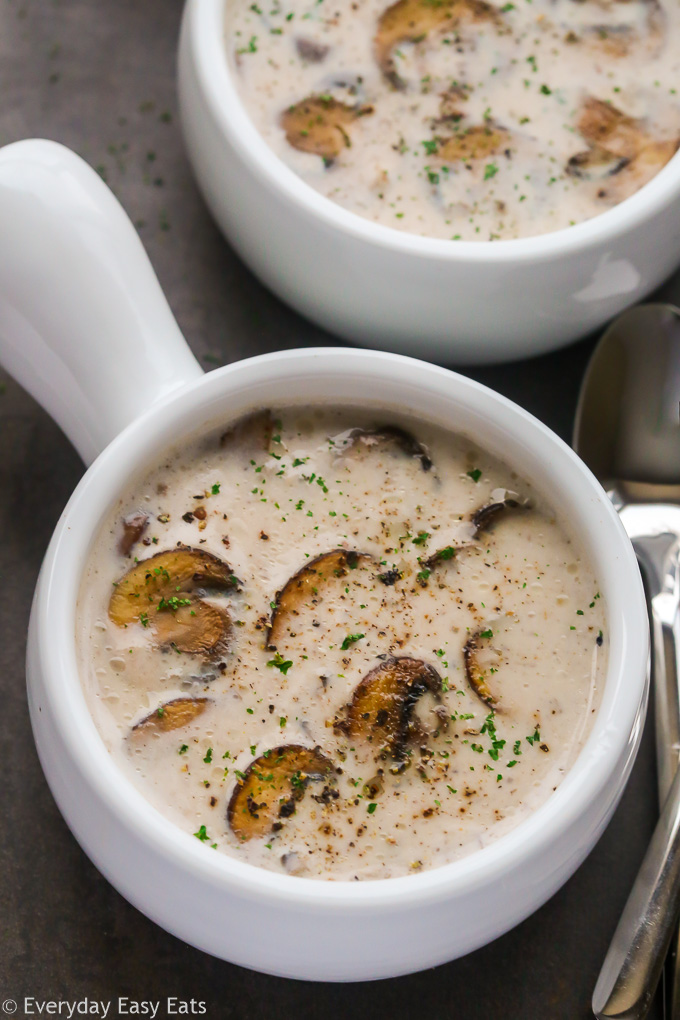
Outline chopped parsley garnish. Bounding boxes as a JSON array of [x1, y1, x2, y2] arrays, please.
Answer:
[[158, 595, 192, 611], [267, 652, 293, 675], [341, 633, 365, 650], [467, 468, 482, 482], [237, 35, 258, 54], [203, 748, 213, 764], [194, 825, 209, 842]]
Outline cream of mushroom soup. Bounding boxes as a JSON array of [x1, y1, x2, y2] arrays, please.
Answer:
[[77, 407, 606, 880], [225, 0, 680, 240]]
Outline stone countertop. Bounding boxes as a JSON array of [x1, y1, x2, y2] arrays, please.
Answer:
[[0, 1, 676, 1016]]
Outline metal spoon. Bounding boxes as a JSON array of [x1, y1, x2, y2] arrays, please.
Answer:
[[573, 303, 680, 1019]]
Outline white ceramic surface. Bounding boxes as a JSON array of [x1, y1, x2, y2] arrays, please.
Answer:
[[0, 139, 648, 982], [177, 0, 680, 365]]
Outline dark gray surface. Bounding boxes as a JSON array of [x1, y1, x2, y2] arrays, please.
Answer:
[[0, 0, 676, 1016]]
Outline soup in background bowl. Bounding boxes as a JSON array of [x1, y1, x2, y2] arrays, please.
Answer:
[[226, 0, 680, 241]]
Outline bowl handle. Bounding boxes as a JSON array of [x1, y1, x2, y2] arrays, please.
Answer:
[[0, 138, 203, 465]]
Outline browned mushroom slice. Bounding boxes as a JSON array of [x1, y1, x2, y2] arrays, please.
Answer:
[[472, 497, 528, 536], [109, 547, 239, 626], [375, 0, 502, 88], [566, 144, 630, 181], [339, 657, 443, 760], [628, 139, 680, 182], [338, 425, 433, 471], [228, 745, 335, 841], [596, 138, 680, 203], [295, 37, 330, 62], [437, 125, 509, 163], [435, 87, 468, 126], [267, 549, 375, 649], [568, 97, 679, 196], [118, 511, 149, 556], [220, 409, 275, 453], [571, 0, 665, 57], [132, 697, 211, 734], [464, 627, 502, 707], [152, 600, 231, 655], [281, 96, 373, 162], [577, 97, 643, 160]]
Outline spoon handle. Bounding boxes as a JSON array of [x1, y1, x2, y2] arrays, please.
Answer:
[[593, 761, 680, 1019], [631, 529, 680, 1019], [648, 579, 680, 808]]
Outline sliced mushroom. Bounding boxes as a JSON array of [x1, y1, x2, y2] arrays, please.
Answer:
[[577, 97, 644, 159], [228, 745, 336, 841], [334, 424, 433, 471], [566, 145, 630, 181], [109, 547, 239, 626], [472, 496, 529, 536], [295, 37, 330, 62], [132, 697, 211, 734], [567, 97, 679, 194], [375, 0, 503, 88], [281, 96, 373, 162], [267, 549, 375, 649], [464, 628, 502, 707], [152, 600, 231, 655], [338, 657, 443, 761], [118, 511, 149, 556], [436, 125, 509, 163], [220, 409, 274, 453], [435, 87, 469, 125], [563, 0, 665, 57], [109, 548, 238, 656]]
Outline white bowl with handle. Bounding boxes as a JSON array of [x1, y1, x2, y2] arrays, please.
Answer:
[[0, 138, 648, 981], [177, 0, 680, 365]]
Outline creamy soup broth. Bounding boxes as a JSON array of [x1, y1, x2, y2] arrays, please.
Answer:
[[225, 0, 680, 240], [77, 407, 606, 880]]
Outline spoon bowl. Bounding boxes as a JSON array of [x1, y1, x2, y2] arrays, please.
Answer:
[[575, 304, 680, 1019], [574, 304, 680, 498]]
